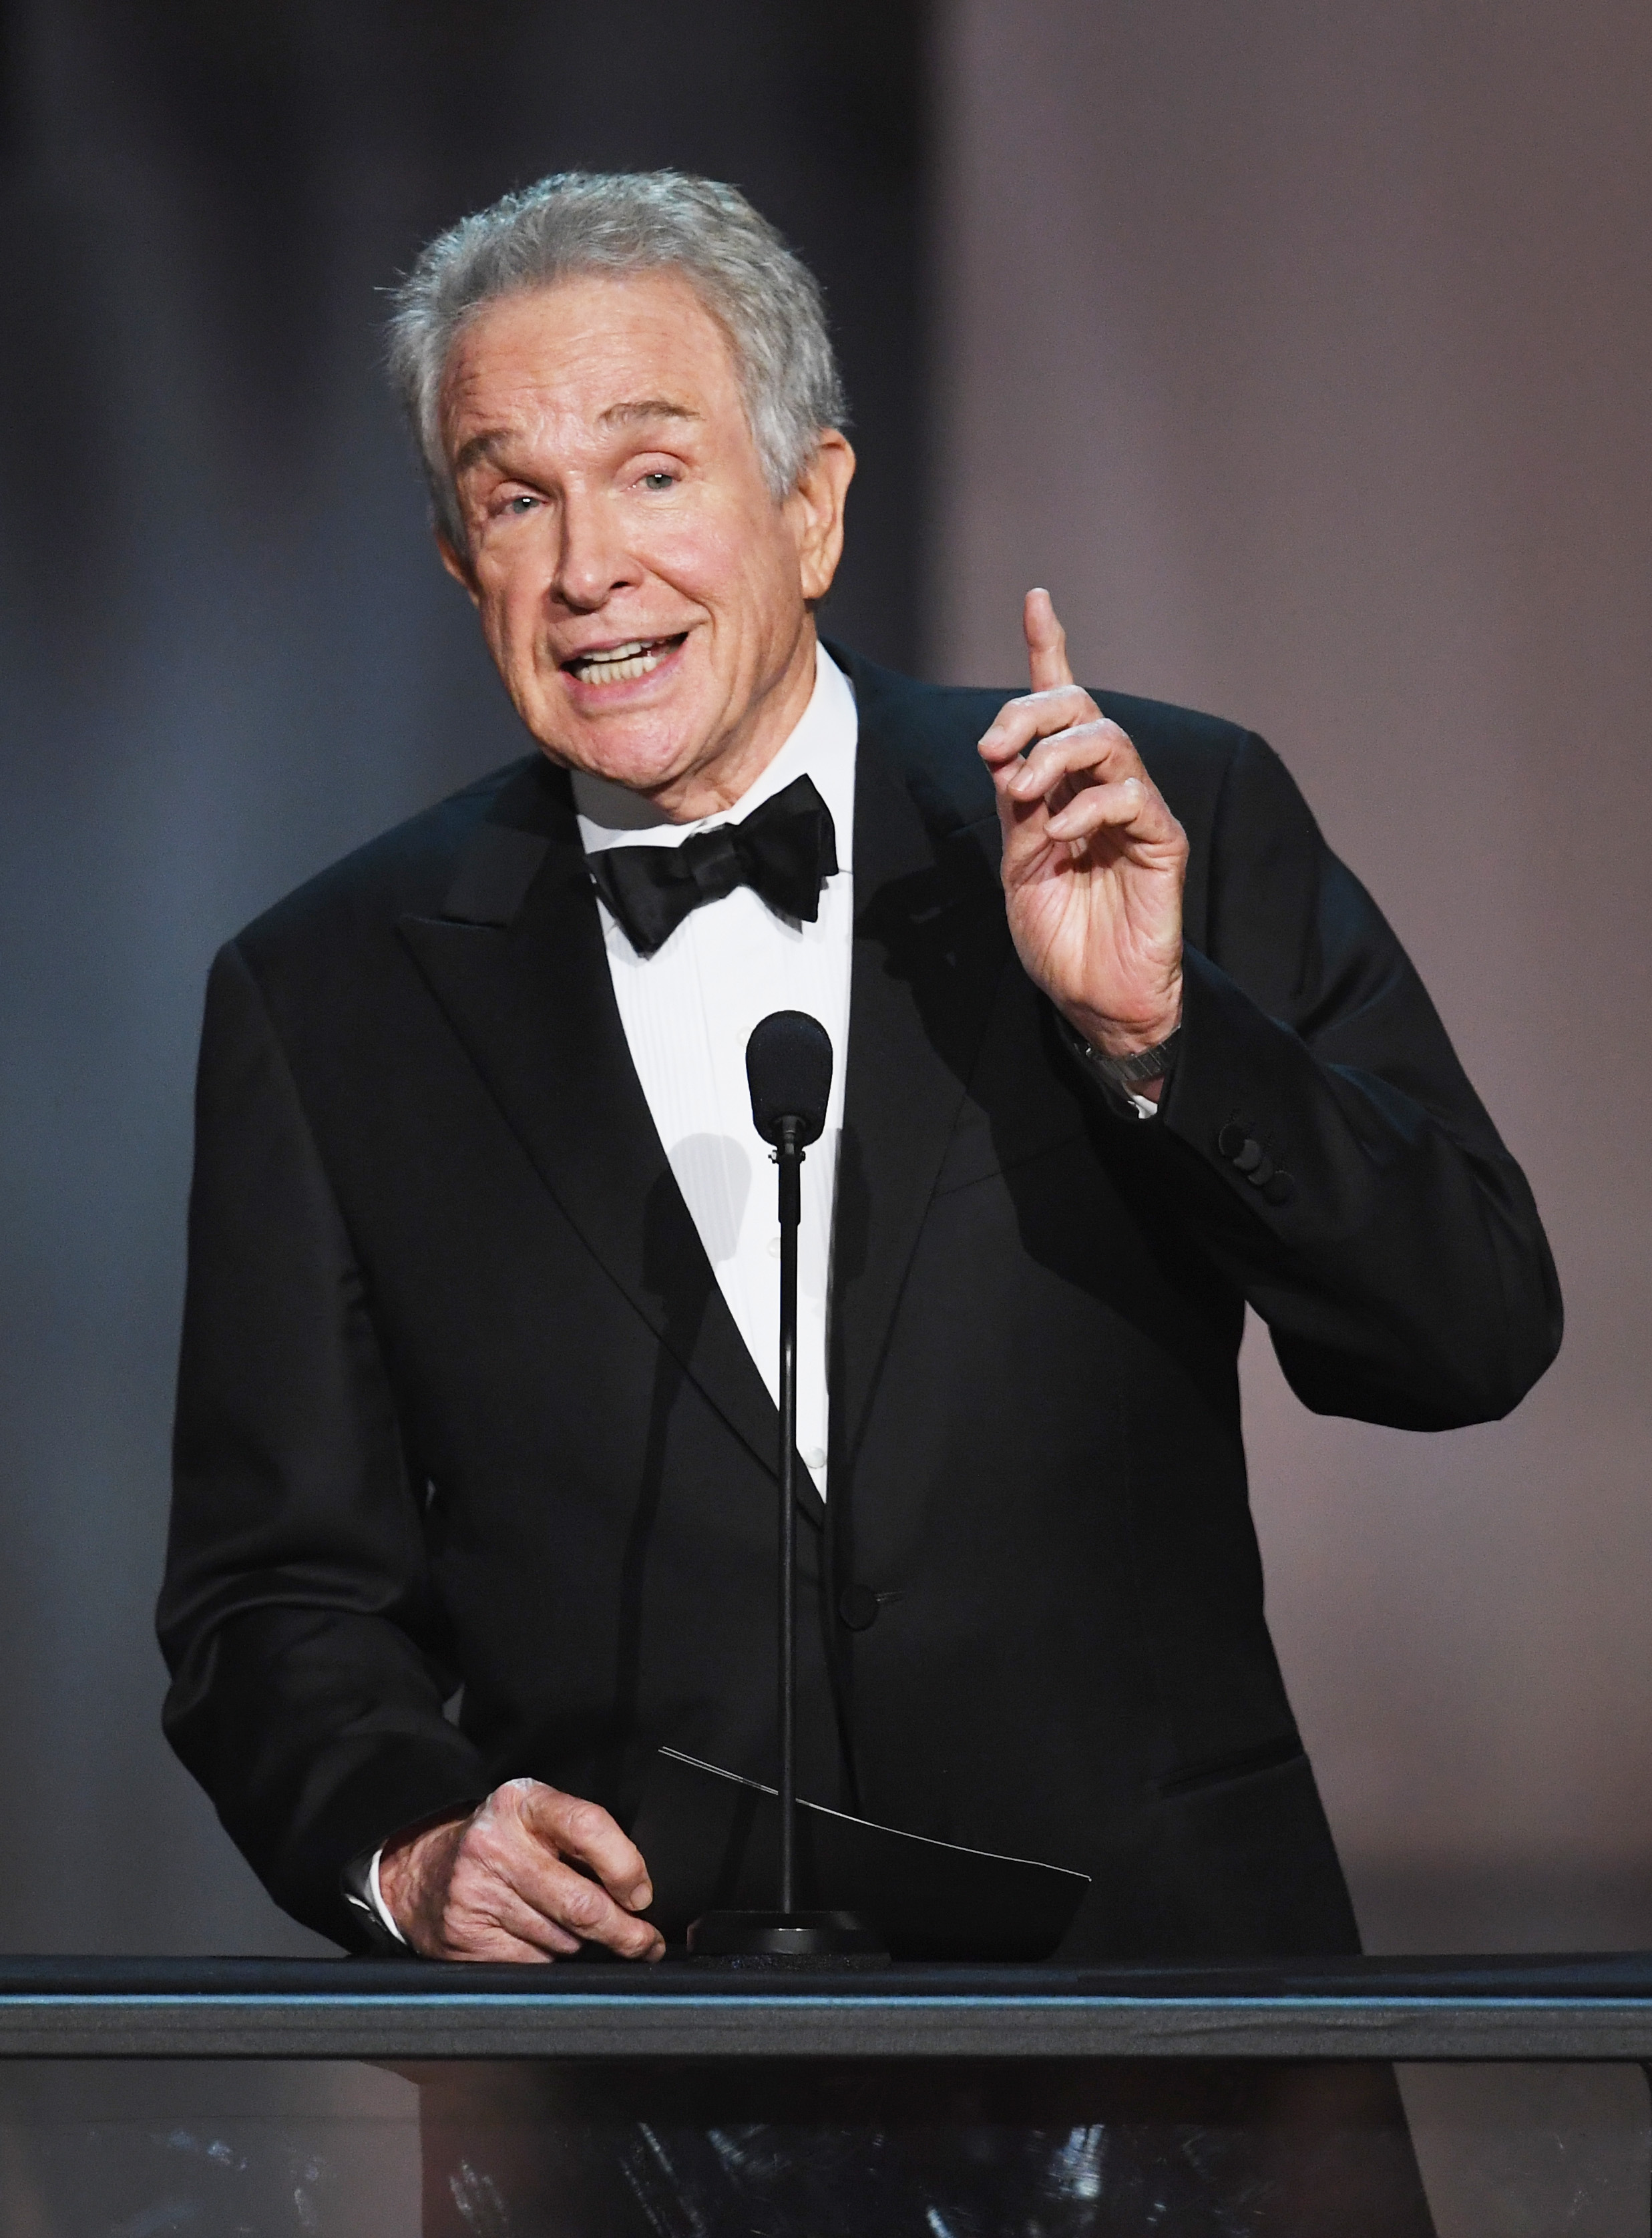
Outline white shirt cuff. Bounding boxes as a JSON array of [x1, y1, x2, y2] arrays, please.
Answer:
[[367, 1845, 409, 1946]]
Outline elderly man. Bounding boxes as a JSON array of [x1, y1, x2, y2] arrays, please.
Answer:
[[158, 172, 1557, 1986]]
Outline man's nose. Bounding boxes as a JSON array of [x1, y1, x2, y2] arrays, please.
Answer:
[[553, 494, 640, 612]]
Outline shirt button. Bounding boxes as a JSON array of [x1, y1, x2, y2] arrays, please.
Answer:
[[802, 1447, 827, 1471], [767, 1235, 782, 1258]]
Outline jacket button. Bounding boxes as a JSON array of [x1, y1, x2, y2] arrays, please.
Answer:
[[1217, 1123, 1247, 1158], [1261, 1171, 1297, 1206], [1245, 1152, 1275, 1187], [1233, 1136, 1264, 1173], [838, 1584, 880, 1631]]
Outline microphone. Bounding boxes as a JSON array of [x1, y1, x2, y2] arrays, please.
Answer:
[[745, 1010, 833, 1148], [686, 1013, 885, 1965]]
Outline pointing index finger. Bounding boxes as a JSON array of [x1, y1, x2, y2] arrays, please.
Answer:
[[1024, 587, 1074, 695]]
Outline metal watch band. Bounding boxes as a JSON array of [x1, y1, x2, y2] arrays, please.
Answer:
[[1076, 1024, 1182, 1089]]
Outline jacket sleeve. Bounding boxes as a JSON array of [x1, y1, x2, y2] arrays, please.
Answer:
[[1106, 729, 1561, 1429], [157, 941, 485, 1947]]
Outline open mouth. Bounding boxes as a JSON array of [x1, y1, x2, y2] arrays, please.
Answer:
[[564, 634, 686, 687]]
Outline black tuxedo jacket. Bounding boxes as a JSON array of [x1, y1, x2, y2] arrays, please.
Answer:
[[158, 649, 1560, 1957]]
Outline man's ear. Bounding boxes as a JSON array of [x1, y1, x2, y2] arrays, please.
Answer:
[[437, 531, 481, 604], [789, 431, 856, 605]]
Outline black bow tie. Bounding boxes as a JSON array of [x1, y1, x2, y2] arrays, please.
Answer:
[[588, 774, 839, 958]]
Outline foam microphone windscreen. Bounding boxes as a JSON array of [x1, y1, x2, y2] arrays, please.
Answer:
[[746, 1011, 833, 1146]]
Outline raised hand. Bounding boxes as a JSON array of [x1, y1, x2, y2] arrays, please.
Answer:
[[978, 590, 1187, 1061], [377, 1777, 665, 1963]]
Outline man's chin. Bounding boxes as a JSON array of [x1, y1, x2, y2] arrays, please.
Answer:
[[536, 722, 713, 809]]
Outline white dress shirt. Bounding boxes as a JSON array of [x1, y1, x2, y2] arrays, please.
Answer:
[[573, 639, 857, 1497]]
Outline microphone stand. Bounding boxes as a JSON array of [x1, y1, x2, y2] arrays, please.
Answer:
[[687, 1062, 885, 1966], [775, 1114, 801, 1916]]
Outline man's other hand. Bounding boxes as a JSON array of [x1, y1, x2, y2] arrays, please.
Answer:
[[978, 590, 1187, 1066], [377, 1777, 666, 1963]]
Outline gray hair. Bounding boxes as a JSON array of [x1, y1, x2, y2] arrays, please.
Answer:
[[386, 170, 847, 551]]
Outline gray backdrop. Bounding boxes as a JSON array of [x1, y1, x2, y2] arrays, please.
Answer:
[[932, 0, 1652, 1950], [0, 0, 925, 1954], [1, 0, 1647, 1956]]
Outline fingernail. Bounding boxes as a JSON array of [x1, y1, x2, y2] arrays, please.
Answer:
[[631, 1881, 653, 1910]]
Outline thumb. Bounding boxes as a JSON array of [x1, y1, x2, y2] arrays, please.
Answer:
[[1024, 587, 1074, 694]]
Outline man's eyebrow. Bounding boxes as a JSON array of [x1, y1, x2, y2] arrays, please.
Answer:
[[451, 428, 519, 477], [597, 398, 702, 431], [451, 403, 700, 478]]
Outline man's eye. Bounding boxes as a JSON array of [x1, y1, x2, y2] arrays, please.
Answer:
[[506, 493, 539, 514], [640, 471, 676, 492]]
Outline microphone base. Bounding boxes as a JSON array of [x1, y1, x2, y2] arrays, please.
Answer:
[[686, 1910, 889, 1966]]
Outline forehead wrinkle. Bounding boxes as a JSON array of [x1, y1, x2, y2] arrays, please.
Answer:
[[597, 398, 702, 431], [447, 389, 586, 477], [449, 399, 702, 484]]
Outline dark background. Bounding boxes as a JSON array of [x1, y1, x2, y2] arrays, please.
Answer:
[[0, 0, 927, 1953], [3, 0, 1650, 1966]]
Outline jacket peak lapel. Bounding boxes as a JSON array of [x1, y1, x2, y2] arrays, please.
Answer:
[[831, 649, 1015, 1472], [397, 758, 823, 1524]]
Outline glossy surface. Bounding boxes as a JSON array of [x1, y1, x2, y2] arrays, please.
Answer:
[[0, 2052, 1647, 2236]]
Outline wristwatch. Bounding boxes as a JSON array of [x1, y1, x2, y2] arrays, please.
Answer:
[[1059, 1016, 1182, 1097]]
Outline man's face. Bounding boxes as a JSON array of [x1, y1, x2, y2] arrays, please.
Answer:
[[438, 271, 854, 817]]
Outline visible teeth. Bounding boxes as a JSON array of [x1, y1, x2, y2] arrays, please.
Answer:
[[570, 638, 672, 685]]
